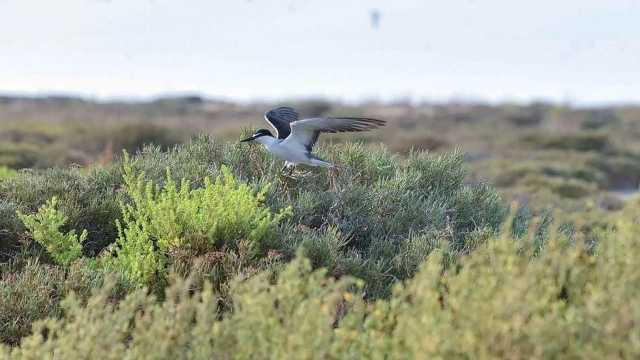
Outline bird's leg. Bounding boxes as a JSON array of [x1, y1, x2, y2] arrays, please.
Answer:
[[279, 162, 297, 179], [329, 166, 339, 190]]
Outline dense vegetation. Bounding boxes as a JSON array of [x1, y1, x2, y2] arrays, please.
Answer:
[[2, 98, 640, 209], [4, 212, 640, 358], [0, 98, 638, 357]]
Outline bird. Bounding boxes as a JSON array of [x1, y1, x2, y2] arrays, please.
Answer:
[[240, 106, 386, 174], [370, 9, 381, 30]]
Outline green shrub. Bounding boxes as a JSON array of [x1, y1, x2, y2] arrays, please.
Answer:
[[0, 259, 114, 346], [0, 166, 17, 180], [122, 136, 227, 186], [0, 200, 24, 262], [280, 147, 505, 297], [507, 103, 547, 127], [485, 159, 606, 189], [108, 123, 185, 154], [5, 205, 640, 358], [0, 119, 186, 170], [297, 226, 348, 272], [387, 134, 448, 154], [0, 261, 64, 346], [522, 131, 612, 152], [0, 137, 506, 299], [588, 154, 640, 189], [104, 153, 290, 287], [522, 175, 597, 199], [0, 142, 49, 169], [0, 167, 121, 256], [582, 109, 621, 130], [94, 139, 504, 299], [1, 257, 358, 359], [18, 197, 87, 267]]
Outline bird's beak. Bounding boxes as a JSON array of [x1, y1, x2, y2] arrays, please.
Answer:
[[240, 135, 255, 143]]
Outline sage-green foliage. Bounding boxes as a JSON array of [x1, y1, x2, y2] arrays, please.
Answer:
[[2, 100, 639, 355], [0, 261, 65, 346], [0, 167, 121, 256], [2, 136, 506, 298], [273, 144, 505, 297], [0, 259, 115, 346], [0, 137, 507, 348], [0, 200, 24, 262], [0, 118, 185, 169], [18, 197, 87, 267], [4, 203, 640, 358], [105, 152, 290, 287]]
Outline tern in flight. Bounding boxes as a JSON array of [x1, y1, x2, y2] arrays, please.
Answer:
[[240, 106, 385, 173]]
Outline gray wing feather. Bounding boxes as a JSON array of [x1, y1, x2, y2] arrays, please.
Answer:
[[289, 117, 386, 152], [264, 106, 299, 139]]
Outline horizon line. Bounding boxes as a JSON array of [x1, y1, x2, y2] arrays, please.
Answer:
[[1, 90, 639, 109]]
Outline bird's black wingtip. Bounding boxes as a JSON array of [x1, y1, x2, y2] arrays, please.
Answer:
[[359, 117, 387, 128], [368, 118, 386, 126], [337, 117, 387, 126]]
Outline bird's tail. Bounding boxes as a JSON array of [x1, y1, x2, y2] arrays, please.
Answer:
[[308, 154, 339, 169]]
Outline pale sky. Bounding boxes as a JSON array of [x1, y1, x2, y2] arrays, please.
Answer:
[[1, 0, 639, 104]]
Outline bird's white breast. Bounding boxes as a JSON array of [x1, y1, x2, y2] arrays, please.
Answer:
[[256, 137, 310, 164]]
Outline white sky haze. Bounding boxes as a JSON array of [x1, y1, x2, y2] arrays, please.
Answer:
[[1, 0, 639, 104]]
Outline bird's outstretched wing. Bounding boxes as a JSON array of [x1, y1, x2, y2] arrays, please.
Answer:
[[287, 117, 386, 152], [264, 107, 299, 139]]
